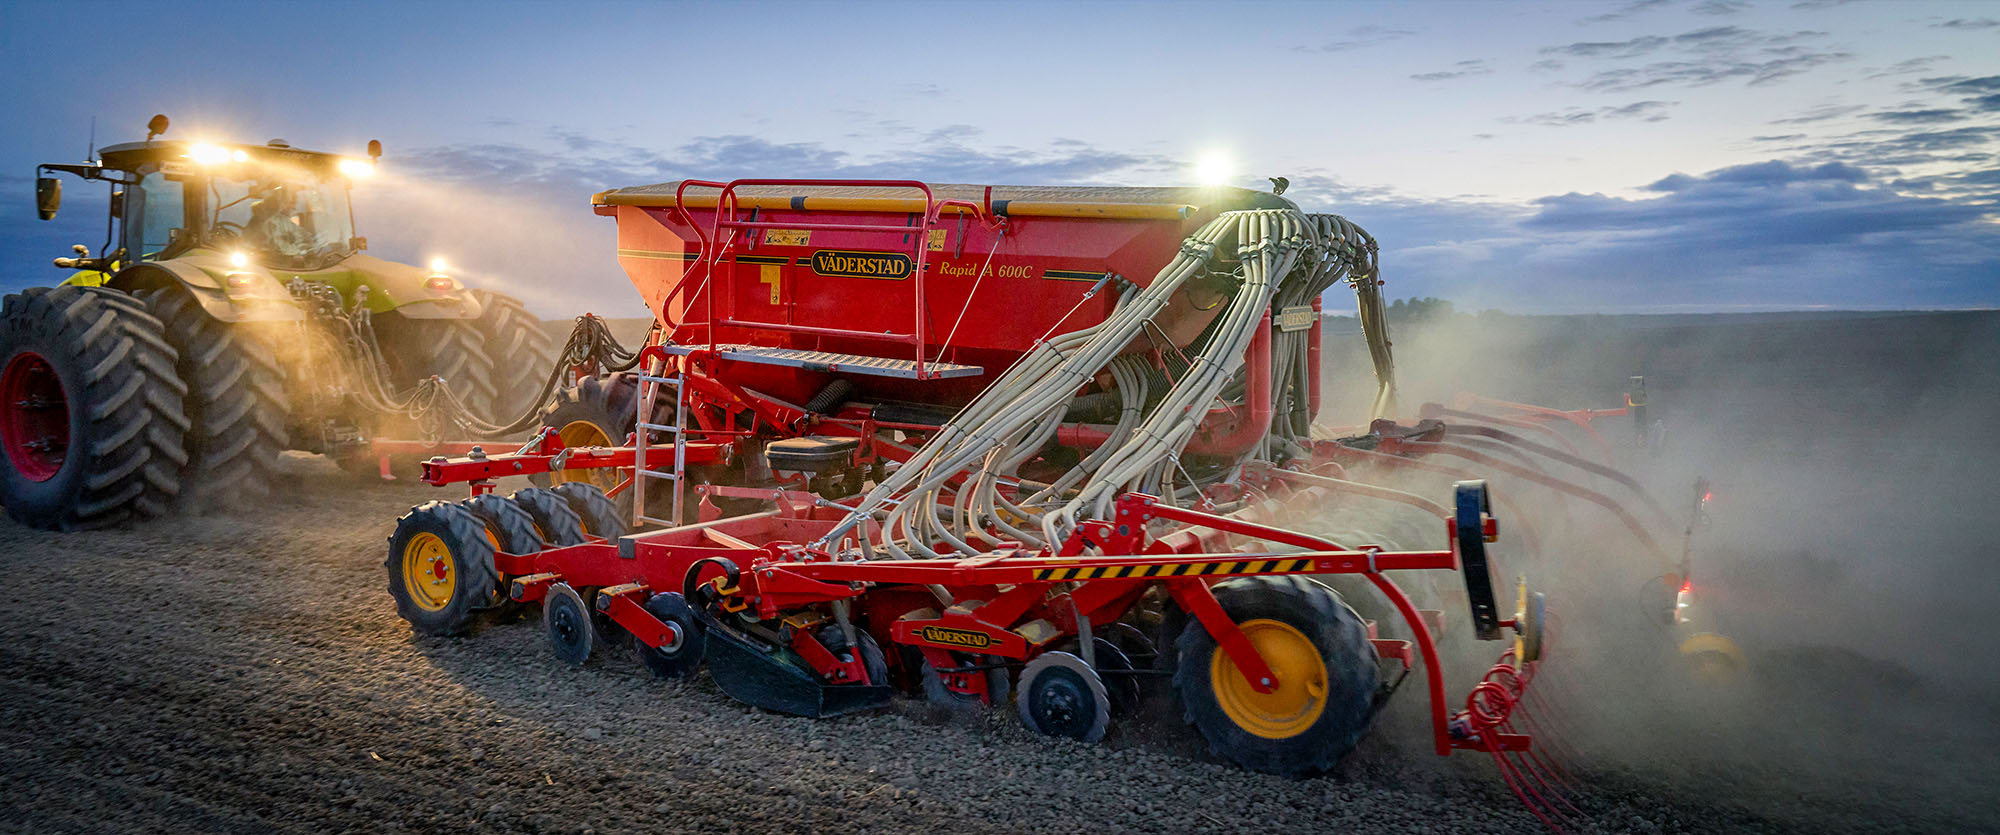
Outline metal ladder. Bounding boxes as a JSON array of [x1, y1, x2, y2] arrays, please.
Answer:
[[630, 365, 687, 528]]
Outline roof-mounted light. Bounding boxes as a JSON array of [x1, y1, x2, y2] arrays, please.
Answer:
[[189, 143, 230, 165], [338, 157, 375, 179]]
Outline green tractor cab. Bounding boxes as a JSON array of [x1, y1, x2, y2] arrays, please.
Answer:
[[5, 115, 554, 530]]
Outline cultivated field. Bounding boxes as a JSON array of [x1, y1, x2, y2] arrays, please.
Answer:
[[2, 310, 1995, 834]]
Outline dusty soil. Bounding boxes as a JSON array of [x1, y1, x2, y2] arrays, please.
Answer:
[[3, 311, 1997, 834]]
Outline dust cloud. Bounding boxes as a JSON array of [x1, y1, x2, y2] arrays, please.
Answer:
[[1313, 306, 2000, 829], [346, 168, 642, 319]]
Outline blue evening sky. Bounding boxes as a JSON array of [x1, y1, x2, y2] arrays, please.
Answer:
[[2, 0, 1995, 314]]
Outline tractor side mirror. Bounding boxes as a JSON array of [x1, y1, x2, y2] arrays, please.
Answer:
[[35, 177, 60, 220]]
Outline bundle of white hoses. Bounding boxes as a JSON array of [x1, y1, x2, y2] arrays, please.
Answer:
[[812, 208, 1372, 568]]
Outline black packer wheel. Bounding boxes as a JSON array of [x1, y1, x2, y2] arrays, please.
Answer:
[[544, 582, 594, 665], [1018, 651, 1111, 743]]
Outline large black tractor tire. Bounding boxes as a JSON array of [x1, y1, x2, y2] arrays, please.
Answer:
[[0, 286, 189, 530], [467, 289, 558, 428], [535, 372, 640, 492], [385, 500, 503, 636], [1172, 575, 1379, 777], [371, 312, 501, 426], [136, 285, 289, 514]]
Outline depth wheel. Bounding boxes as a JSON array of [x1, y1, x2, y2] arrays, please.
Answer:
[[385, 500, 501, 635], [136, 285, 289, 514], [1171, 575, 1379, 777], [1018, 651, 1110, 742], [467, 289, 557, 426], [634, 592, 705, 679], [543, 582, 594, 665], [0, 286, 188, 530]]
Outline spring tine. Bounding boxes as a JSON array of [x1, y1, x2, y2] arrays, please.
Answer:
[[1506, 748, 1578, 830], [1490, 746, 1566, 833]]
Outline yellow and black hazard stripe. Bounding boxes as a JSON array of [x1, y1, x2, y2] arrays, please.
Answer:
[[1030, 557, 1314, 582]]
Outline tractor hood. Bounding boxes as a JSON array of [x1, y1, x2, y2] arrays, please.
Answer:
[[111, 249, 484, 324]]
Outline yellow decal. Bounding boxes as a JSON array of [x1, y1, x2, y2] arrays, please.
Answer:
[[928, 229, 947, 251], [758, 264, 781, 304], [918, 625, 995, 649], [764, 229, 811, 247], [810, 250, 913, 280]]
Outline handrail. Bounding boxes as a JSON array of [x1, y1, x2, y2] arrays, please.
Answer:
[[666, 179, 995, 380]]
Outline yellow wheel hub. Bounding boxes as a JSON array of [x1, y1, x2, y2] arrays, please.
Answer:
[[552, 420, 616, 489], [401, 532, 456, 611], [1211, 619, 1328, 739]]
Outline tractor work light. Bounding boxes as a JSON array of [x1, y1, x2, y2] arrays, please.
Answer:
[[338, 157, 375, 179], [228, 251, 248, 269], [189, 143, 231, 165]]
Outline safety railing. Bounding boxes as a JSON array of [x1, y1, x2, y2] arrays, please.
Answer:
[[669, 179, 993, 380]]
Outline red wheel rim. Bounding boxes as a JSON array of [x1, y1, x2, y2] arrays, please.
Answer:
[[2, 352, 70, 482]]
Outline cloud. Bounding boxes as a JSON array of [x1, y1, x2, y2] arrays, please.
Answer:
[[1293, 25, 1418, 53], [1867, 56, 1948, 79], [1931, 18, 2000, 30], [1505, 100, 1679, 126], [1867, 108, 1968, 126], [1279, 158, 1998, 311], [1411, 59, 1491, 82], [1579, 0, 1675, 25], [1769, 103, 1866, 125], [1543, 27, 1850, 92], [1691, 0, 1749, 14]]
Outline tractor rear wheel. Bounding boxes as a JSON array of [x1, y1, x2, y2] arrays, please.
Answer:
[[0, 286, 189, 530], [386, 500, 502, 635], [371, 312, 501, 426], [137, 285, 289, 514], [1171, 575, 1378, 777], [467, 289, 557, 427]]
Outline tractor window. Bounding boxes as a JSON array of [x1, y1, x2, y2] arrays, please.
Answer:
[[137, 172, 185, 259], [206, 165, 356, 264]]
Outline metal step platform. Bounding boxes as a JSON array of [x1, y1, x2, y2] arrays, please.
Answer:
[[658, 344, 983, 379]]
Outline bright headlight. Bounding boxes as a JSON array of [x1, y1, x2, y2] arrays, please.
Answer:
[[189, 143, 230, 165], [338, 158, 375, 179], [228, 251, 248, 269]]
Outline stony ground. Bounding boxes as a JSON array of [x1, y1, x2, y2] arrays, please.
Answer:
[[2, 454, 1993, 835]]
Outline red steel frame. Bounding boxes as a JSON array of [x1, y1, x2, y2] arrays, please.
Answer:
[[474, 477, 1534, 758]]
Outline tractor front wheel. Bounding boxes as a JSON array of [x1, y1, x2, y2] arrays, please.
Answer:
[[137, 285, 289, 514], [1171, 575, 1379, 777], [0, 286, 189, 530]]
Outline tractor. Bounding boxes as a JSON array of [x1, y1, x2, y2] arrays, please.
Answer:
[[2, 115, 555, 529]]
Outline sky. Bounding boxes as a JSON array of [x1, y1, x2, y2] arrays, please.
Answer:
[[1, 0, 1995, 315]]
